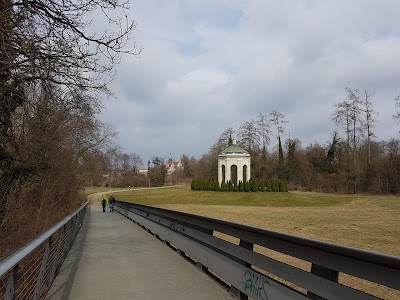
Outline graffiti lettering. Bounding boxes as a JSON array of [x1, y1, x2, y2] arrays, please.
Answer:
[[244, 271, 269, 300], [168, 222, 185, 233]]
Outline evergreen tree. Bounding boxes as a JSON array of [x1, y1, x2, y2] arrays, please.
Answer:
[[279, 179, 285, 192], [239, 181, 244, 192], [275, 180, 279, 192], [286, 138, 299, 182], [245, 181, 250, 192], [215, 181, 220, 191], [266, 179, 271, 192], [284, 181, 289, 192], [259, 179, 265, 192], [221, 181, 227, 191], [271, 180, 277, 192], [191, 179, 196, 190], [326, 131, 338, 173], [278, 136, 285, 179], [252, 180, 259, 192], [259, 146, 268, 179]]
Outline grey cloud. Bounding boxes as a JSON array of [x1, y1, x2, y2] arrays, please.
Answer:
[[101, 1, 400, 161]]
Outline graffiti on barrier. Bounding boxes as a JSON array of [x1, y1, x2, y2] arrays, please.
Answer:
[[168, 221, 185, 233], [244, 270, 270, 300]]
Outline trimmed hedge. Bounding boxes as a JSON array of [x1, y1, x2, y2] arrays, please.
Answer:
[[191, 178, 288, 192]]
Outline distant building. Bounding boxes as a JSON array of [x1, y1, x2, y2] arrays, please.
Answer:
[[138, 169, 149, 175], [138, 160, 182, 177], [166, 161, 182, 175]]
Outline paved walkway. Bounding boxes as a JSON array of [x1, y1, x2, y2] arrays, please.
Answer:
[[46, 204, 234, 299]]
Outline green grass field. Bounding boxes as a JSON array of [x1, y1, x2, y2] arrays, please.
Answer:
[[113, 185, 400, 299], [115, 186, 355, 207], [81, 186, 125, 196]]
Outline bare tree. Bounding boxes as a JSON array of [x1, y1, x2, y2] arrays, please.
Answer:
[[0, 1, 142, 254], [256, 112, 271, 149], [1, 0, 140, 90], [129, 153, 143, 173], [1, 0, 139, 181], [104, 146, 121, 184], [361, 89, 377, 166], [1, 83, 119, 239], [238, 120, 260, 151], [332, 88, 363, 193], [180, 154, 193, 178], [269, 110, 287, 138], [210, 127, 235, 155], [393, 95, 400, 129]]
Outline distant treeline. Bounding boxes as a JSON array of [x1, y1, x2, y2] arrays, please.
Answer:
[[174, 91, 400, 195]]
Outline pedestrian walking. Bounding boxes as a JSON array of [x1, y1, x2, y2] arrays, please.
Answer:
[[109, 195, 115, 212], [101, 194, 108, 213]]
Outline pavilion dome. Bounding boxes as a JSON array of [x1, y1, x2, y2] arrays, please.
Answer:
[[219, 139, 249, 156]]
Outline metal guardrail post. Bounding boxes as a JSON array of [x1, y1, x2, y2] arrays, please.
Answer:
[[66, 215, 78, 255], [4, 265, 20, 300], [307, 264, 339, 300], [33, 238, 51, 300], [229, 239, 254, 300], [196, 228, 214, 272], [49, 226, 64, 285]]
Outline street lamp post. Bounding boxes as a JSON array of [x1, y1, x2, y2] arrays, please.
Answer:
[[148, 160, 151, 188]]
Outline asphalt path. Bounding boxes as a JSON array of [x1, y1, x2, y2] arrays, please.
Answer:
[[46, 194, 234, 300]]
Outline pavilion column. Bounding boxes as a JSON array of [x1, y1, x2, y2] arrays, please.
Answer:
[[218, 160, 222, 184], [246, 162, 251, 181], [226, 162, 231, 182]]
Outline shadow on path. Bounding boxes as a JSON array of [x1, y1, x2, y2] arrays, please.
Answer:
[[46, 209, 90, 299]]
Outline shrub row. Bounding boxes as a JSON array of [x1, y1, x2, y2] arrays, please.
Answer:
[[191, 178, 288, 192]]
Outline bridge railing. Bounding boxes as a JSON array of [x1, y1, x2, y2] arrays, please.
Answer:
[[114, 200, 400, 300], [0, 202, 87, 300]]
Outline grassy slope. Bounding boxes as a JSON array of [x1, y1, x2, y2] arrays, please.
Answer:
[[116, 186, 354, 207], [82, 187, 125, 196]]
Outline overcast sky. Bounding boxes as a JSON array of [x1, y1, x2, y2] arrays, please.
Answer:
[[101, 0, 400, 163]]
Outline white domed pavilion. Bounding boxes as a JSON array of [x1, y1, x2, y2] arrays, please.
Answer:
[[218, 137, 251, 184]]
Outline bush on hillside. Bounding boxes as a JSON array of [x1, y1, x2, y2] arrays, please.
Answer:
[[191, 178, 288, 193]]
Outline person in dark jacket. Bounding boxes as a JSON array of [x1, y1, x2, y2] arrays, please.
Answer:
[[109, 195, 115, 212]]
